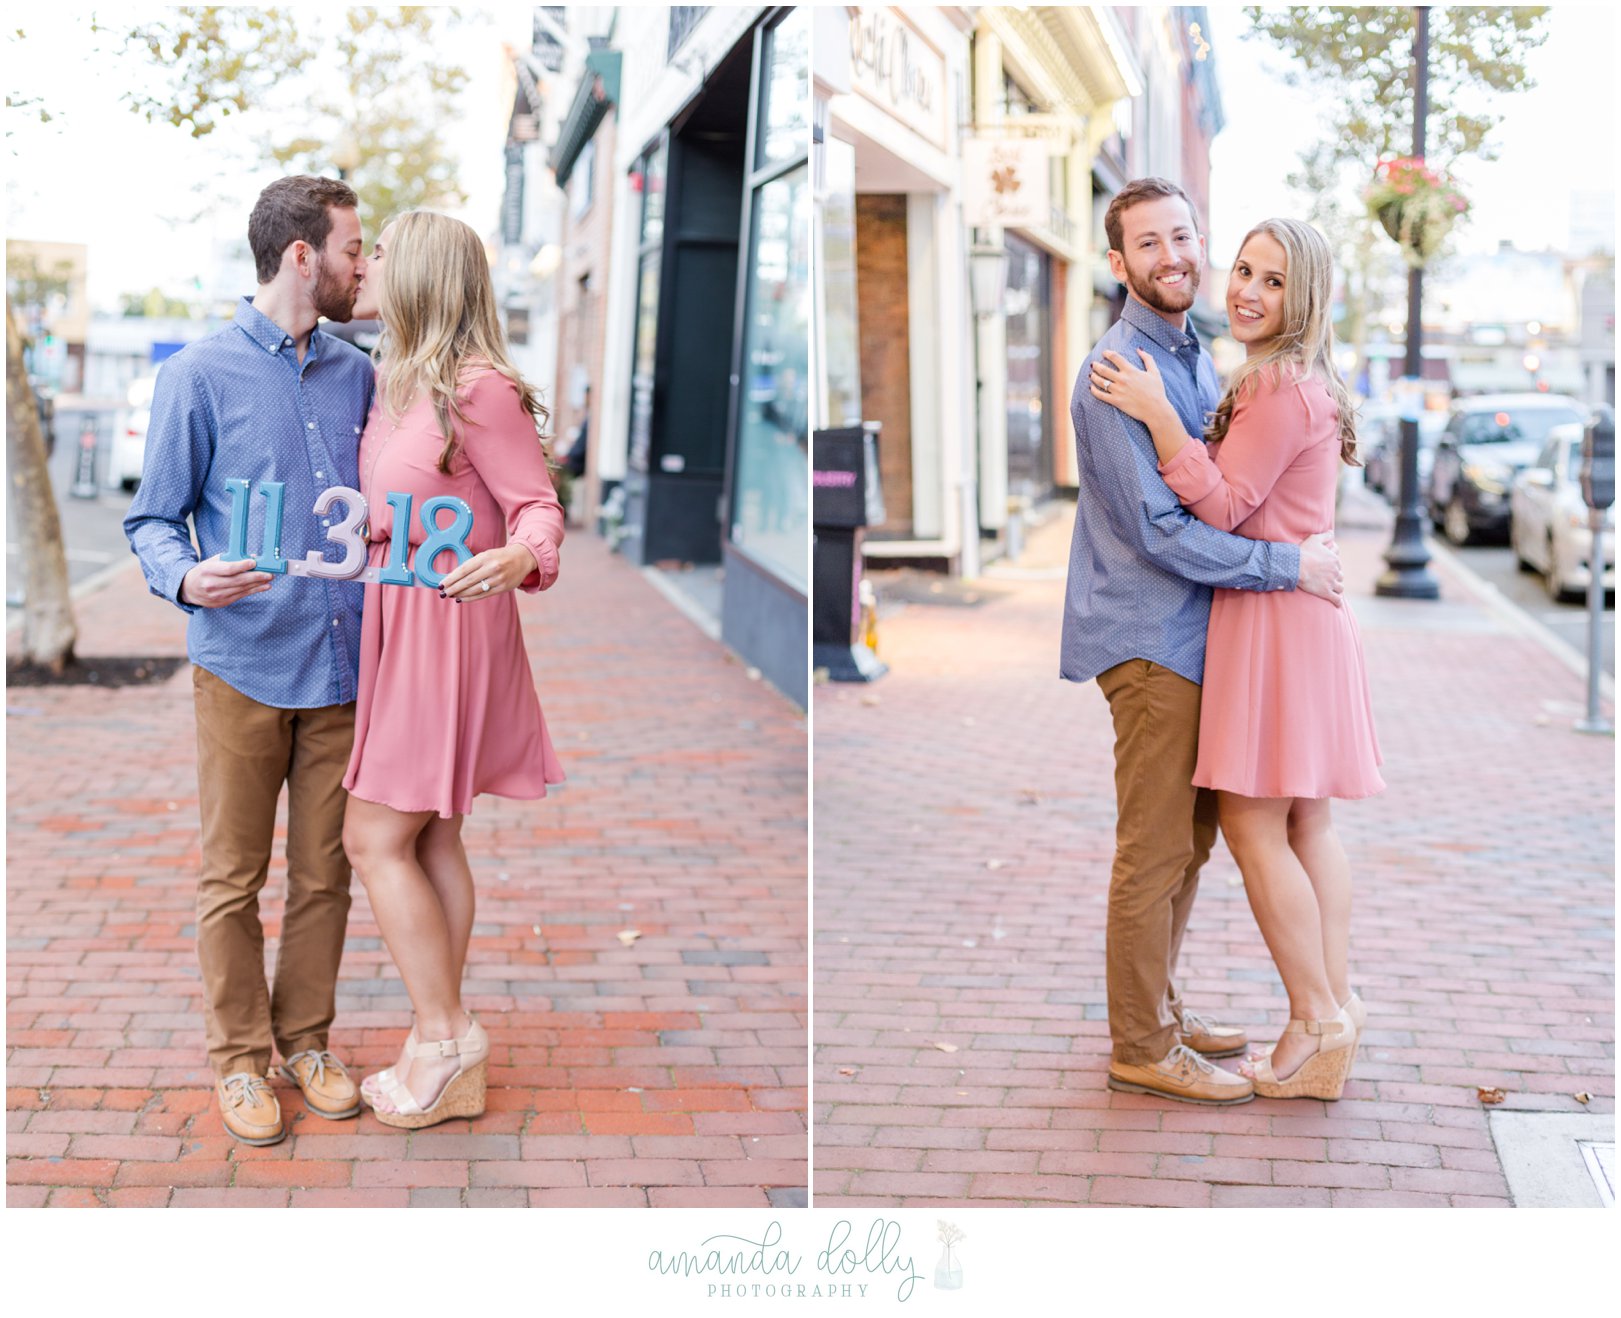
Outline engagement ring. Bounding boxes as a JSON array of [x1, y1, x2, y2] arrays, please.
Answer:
[[481, 580, 491, 592]]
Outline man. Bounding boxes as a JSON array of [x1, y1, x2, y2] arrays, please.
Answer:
[[125, 176, 373, 1145], [1061, 177, 1344, 1105]]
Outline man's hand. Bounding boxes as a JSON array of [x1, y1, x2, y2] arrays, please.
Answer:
[[1296, 531, 1343, 608], [180, 555, 275, 608]]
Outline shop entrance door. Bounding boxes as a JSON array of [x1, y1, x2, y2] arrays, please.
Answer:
[[624, 39, 752, 565]]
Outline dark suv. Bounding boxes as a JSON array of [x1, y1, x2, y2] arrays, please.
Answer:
[[1427, 394, 1585, 545]]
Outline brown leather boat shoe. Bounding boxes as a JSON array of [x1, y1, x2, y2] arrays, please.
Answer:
[[1108, 1044, 1255, 1105], [279, 1049, 361, 1119], [1178, 1010, 1248, 1059], [217, 1072, 286, 1145]]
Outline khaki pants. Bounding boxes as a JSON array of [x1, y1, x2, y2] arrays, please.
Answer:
[[192, 665, 355, 1078], [1096, 659, 1219, 1065]]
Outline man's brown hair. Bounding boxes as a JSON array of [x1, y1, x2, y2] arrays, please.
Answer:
[[1104, 177, 1201, 253], [247, 175, 360, 283]]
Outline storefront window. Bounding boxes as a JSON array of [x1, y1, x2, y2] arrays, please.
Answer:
[[638, 140, 668, 246], [819, 132, 861, 427], [1004, 233, 1052, 500], [757, 7, 809, 170], [628, 252, 660, 474], [731, 164, 809, 592], [629, 139, 668, 475]]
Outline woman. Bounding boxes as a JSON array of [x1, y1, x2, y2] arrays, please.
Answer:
[[1088, 218, 1382, 1101], [343, 211, 565, 1129]]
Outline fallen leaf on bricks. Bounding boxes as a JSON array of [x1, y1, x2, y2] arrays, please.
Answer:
[[531, 925, 542, 936], [617, 929, 642, 946], [813, 668, 830, 685], [1477, 1086, 1507, 1105], [1575, 1092, 1592, 1104], [860, 694, 881, 706], [1018, 788, 1042, 805], [985, 859, 1008, 871], [956, 1091, 968, 1097], [930, 1041, 960, 1053], [837, 1068, 857, 1077]]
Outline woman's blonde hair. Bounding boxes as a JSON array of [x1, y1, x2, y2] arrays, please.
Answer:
[[375, 210, 548, 472], [1208, 217, 1360, 466]]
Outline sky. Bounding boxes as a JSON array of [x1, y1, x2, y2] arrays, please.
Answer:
[[1208, 4, 1618, 264]]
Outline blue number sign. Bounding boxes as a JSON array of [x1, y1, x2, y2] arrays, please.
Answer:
[[223, 480, 474, 586]]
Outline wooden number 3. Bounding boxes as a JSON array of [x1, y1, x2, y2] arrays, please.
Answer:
[[224, 479, 474, 588]]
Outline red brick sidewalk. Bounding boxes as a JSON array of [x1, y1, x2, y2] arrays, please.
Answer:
[[813, 511, 1613, 1208], [7, 535, 806, 1207]]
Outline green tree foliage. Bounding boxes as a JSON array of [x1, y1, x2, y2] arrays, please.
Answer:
[[124, 7, 468, 224], [268, 9, 470, 223], [1242, 7, 1552, 379], [119, 288, 200, 319], [122, 8, 312, 139], [1242, 7, 1551, 171], [7, 251, 76, 327]]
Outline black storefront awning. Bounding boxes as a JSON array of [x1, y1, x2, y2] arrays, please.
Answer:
[[551, 50, 622, 186]]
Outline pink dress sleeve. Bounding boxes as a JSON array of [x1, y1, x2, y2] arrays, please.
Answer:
[[1158, 376, 1314, 532], [460, 370, 565, 592]]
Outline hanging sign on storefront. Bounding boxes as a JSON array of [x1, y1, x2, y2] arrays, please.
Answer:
[[963, 137, 1050, 229], [848, 7, 948, 152]]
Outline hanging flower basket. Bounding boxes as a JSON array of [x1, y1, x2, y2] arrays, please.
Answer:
[[1364, 156, 1469, 268]]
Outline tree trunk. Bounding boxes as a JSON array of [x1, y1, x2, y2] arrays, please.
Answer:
[[6, 296, 77, 671]]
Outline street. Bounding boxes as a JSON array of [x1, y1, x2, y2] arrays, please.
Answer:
[[6, 405, 134, 607], [1450, 542, 1614, 677]]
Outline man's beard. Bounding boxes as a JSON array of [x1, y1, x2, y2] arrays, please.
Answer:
[[313, 252, 358, 322], [1125, 260, 1201, 316]]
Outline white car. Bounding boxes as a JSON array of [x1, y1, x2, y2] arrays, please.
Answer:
[[1509, 422, 1615, 602], [107, 371, 160, 491]]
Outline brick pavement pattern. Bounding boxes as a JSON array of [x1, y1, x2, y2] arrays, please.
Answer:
[[813, 512, 1613, 1208], [8, 536, 807, 1207]]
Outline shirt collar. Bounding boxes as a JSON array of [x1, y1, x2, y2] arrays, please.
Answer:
[[1121, 294, 1201, 358], [234, 296, 324, 362]]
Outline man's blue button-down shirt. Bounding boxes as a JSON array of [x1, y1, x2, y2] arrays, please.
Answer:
[[124, 298, 374, 709], [1060, 295, 1301, 687]]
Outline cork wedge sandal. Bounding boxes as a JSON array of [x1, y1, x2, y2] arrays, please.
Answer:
[[1249, 992, 1366, 1068], [1247, 1005, 1357, 1101], [367, 1016, 489, 1130], [360, 1024, 419, 1108]]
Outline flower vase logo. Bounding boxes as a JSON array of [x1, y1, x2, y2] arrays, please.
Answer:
[[933, 1220, 965, 1291]]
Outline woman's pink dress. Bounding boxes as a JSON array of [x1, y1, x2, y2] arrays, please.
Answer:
[[342, 369, 565, 818], [1158, 370, 1383, 800]]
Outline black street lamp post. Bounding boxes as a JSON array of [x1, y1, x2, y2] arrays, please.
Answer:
[[1376, 6, 1441, 600]]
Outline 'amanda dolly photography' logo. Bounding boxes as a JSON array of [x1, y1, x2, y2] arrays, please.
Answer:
[[647, 1218, 934, 1302]]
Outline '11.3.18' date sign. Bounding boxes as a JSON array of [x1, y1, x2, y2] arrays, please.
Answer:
[[225, 479, 473, 587]]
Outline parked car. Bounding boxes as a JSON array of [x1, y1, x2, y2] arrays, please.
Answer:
[[1362, 410, 1445, 501], [1427, 393, 1586, 545], [108, 370, 161, 492], [1509, 422, 1615, 602]]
